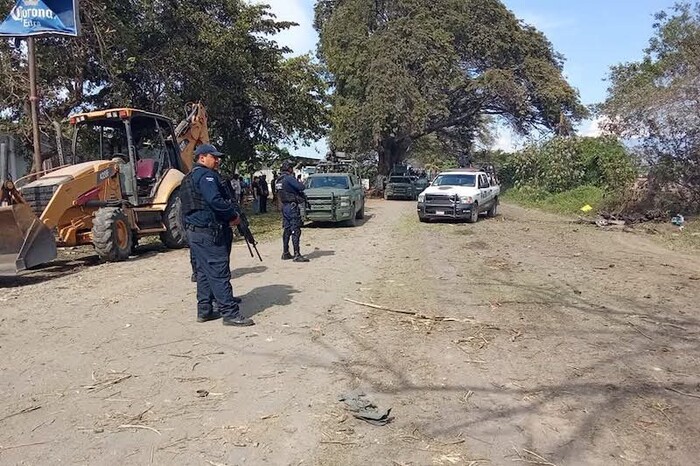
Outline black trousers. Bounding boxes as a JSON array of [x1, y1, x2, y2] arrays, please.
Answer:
[[188, 226, 236, 317], [282, 203, 302, 254]]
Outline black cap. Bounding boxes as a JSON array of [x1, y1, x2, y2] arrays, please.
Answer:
[[280, 160, 294, 172], [194, 143, 223, 157]]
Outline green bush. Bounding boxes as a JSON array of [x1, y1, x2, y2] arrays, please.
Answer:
[[502, 136, 636, 194], [504, 185, 606, 215]]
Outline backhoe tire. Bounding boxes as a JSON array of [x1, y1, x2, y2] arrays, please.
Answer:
[[161, 190, 187, 249], [356, 200, 365, 220], [92, 207, 133, 262]]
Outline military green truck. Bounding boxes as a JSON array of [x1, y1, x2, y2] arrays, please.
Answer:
[[303, 173, 366, 226], [384, 175, 418, 200], [413, 176, 430, 193]]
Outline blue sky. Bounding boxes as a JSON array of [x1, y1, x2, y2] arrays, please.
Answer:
[[264, 0, 678, 154], [505, 0, 676, 106]]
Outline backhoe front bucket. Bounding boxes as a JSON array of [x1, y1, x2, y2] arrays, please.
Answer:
[[0, 204, 57, 275]]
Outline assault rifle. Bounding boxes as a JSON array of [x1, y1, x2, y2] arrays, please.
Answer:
[[223, 177, 263, 262]]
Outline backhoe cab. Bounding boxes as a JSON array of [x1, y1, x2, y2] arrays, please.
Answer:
[[0, 104, 209, 275]]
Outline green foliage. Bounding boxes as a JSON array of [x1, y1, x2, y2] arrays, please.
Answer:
[[502, 136, 636, 193], [504, 185, 606, 215], [408, 134, 458, 172], [314, 0, 587, 173], [0, 0, 328, 170], [598, 2, 700, 212]]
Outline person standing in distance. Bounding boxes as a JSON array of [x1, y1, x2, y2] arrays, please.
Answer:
[[180, 144, 254, 327], [277, 160, 309, 262], [271, 171, 278, 210]]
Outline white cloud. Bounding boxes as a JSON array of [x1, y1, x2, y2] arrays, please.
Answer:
[[578, 116, 608, 137], [253, 0, 318, 55], [292, 139, 328, 159], [492, 125, 527, 152], [248, 1, 325, 157]]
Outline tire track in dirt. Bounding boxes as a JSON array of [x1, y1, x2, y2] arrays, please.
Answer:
[[314, 203, 700, 465], [2, 200, 699, 465]]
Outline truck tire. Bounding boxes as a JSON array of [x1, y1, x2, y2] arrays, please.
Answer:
[[346, 203, 357, 227], [160, 190, 187, 249], [92, 207, 133, 261], [467, 202, 479, 223], [356, 200, 365, 220], [487, 197, 499, 218]]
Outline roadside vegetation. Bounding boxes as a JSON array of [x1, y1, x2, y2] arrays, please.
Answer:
[[498, 136, 634, 216], [501, 3, 700, 221]]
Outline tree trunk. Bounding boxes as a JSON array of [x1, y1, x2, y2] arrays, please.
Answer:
[[377, 138, 408, 175]]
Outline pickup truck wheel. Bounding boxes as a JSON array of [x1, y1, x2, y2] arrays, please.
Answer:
[[346, 204, 357, 227], [467, 202, 479, 223], [356, 200, 365, 219], [487, 197, 499, 218], [419, 216, 429, 223]]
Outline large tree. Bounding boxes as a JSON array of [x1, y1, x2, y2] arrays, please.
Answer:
[[599, 2, 700, 211], [0, 0, 327, 173], [314, 0, 587, 174]]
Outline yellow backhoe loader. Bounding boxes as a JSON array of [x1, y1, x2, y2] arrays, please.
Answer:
[[0, 102, 209, 275]]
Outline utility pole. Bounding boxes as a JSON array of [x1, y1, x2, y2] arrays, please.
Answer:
[[27, 37, 42, 174]]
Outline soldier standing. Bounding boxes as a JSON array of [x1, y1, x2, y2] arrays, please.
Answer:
[[277, 160, 309, 262]]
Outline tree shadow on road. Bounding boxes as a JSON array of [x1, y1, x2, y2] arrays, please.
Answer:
[[0, 255, 102, 288], [305, 314, 700, 463], [0, 243, 181, 288], [238, 265, 700, 464], [239, 284, 300, 318]]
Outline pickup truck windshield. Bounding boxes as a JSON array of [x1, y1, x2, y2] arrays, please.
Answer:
[[306, 176, 349, 189], [389, 177, 412, 184], [432, 174, 477, 187]]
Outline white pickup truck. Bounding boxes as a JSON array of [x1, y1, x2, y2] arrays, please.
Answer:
[[416, 168, 500, 223]]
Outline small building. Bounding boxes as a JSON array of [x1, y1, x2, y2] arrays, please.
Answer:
[[0, 134, 29, 181], [252, 156, 321, 183]]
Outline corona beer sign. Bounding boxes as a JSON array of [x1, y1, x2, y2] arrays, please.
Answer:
[[0, 0, 80, 37]]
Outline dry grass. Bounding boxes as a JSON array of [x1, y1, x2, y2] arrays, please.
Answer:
[[643, 218, 700, 251]]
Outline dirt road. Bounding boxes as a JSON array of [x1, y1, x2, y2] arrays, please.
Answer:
[[1, 200, 699, 465]]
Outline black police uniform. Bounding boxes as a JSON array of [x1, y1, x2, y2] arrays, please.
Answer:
[[277, 171, 309, 262], [181, 162, 252, 325]]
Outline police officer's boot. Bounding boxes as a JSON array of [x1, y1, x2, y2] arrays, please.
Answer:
[[293, 248, 309, 262], [282, 230, 293, 260], [223, 315, 255, 327]]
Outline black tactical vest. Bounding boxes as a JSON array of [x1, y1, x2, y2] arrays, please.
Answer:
[[278, 174, 300, 204], [180, 169, 208, 215]]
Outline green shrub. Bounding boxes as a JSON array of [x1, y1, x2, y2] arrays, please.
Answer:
[[504, 185, 606, 215], [502, 136, 636, 194]]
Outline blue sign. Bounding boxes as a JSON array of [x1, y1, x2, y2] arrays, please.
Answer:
[[0, 0, 80, 37]]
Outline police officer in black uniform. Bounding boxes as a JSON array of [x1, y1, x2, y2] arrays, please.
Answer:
[[277, 160, 310, 262], [181, 144, 254, 326]]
